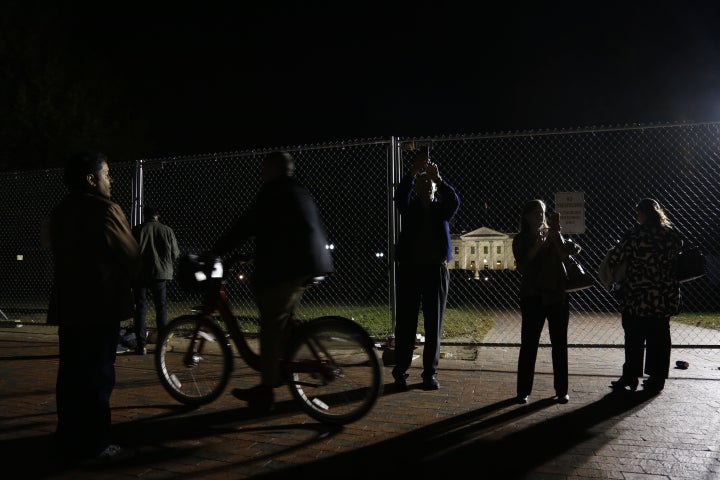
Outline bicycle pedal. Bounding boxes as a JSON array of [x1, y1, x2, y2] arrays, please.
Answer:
[[197, 331, 215, 342], [185, 353, 203, 367], [311, 397, 329, 411]]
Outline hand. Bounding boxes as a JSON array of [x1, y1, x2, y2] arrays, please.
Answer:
[[199, 250, 217, 264], [410, 152, 429, 176], [425, 161, 440, 182]]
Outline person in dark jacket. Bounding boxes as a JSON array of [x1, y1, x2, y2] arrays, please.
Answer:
[[606, 198, 682, 393], [132, 206, 180, 354], [211, 151, 334, 412], [48, 151, 141, 461], [391, 150, 460, 391]]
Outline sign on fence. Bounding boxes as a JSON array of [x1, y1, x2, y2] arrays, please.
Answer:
[[554, 191, 585, 234]]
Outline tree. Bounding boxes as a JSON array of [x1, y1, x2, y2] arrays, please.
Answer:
[[0, 1, 153, 171]]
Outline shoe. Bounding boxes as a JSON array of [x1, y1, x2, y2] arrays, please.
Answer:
[[557, 393, 570, 404], [135, 346, 147, 355], [96, 444, 126, 459], [232, 385, 274, 413], [642, 377, 665, 392], [392, 373, 409, 391], [422, 376, 440, 391], [79, 444, 134, 465], [517, 395, 529, 404], [610, 376, 638, 391]]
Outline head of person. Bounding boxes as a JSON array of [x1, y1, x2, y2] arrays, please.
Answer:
[[144, 205, 160, 219], [519, 199, 547, 234], [261, 151, 295, 182], [636, 198, 671, 227], [414, 172, 437, 203], [63, 151, 112, 198]]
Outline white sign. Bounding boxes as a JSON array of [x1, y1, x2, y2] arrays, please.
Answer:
[[554, 192, 585, 234]]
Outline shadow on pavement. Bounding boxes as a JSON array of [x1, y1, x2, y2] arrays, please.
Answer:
[[253, 390, 658, 479], [2, 398, 343, 479]]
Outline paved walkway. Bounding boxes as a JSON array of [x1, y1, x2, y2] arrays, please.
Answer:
[[1, 324, 719, 479], [481, 311, 720, 347]]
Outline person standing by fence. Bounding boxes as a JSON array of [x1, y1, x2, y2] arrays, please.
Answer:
[[512, 199, 580, 404], [391, 150, 460, 391], [132, 206, 180, 355], [48, 151, 141, 461], [606, 198, 682, 393]]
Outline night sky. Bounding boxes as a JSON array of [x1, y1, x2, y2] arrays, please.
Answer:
[[2, 1, 720, 170]]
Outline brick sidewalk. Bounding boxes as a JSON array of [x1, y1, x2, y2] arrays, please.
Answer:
[[1, 325, 719, 479]]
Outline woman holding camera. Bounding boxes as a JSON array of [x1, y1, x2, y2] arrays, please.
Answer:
[[512, 199, 581, 404]]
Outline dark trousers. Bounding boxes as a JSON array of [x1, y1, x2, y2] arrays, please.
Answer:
[[134, 279, 168, 346], [254, 279, 306, 387], [621, 313, 671, 379], [392, 262, 449, 381], [55, 322, 119, 457], [517, 296, 569, 397]]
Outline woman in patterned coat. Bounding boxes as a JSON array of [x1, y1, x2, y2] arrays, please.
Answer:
[[606, 198, 682, 393]]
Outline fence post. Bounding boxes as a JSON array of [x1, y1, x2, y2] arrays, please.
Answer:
[[131, 159, 144, 227], [388, 137, 401, 336]]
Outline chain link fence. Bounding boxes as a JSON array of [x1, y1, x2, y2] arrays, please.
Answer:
[[2, 123, 720, 349]]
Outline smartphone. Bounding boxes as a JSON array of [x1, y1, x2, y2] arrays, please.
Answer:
[[548, 211, 561, 229]]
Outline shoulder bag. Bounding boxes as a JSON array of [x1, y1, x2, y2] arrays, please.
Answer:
[[598, 248, 627, 291], [676, 246, 705, 283], [563, 255, 594, 292]]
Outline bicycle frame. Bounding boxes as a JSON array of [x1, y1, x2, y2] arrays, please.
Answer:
[[193, 272, 336, 382], [194, 275, 262, 372]]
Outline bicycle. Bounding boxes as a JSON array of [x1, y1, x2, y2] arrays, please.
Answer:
[[154, 253, 384, 425]]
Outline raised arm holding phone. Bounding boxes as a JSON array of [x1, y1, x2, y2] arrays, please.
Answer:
[[391, 150, 461, 391]]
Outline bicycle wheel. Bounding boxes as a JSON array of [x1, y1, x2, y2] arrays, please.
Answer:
[[155, 314, 233, 406], [285, 316, 383, 424]]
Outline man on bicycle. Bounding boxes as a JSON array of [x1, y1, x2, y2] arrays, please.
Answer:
[[211, 151, 334, 413]]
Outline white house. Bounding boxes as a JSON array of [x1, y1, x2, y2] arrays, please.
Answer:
[[450, 227, 516, 273]]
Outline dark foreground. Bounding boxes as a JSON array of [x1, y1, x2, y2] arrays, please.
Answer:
[[1, 325, 719, 479]]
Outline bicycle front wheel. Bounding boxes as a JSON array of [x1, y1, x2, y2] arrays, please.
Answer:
[[155, 314, 233, 406], [286, 316, 383, 424]]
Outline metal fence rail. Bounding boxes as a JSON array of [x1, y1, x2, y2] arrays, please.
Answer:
[[1, 123, 719, 347]]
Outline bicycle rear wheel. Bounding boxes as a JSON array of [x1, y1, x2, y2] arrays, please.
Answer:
[[155, 314, 233, 406], [286, 316, 383, 424]]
